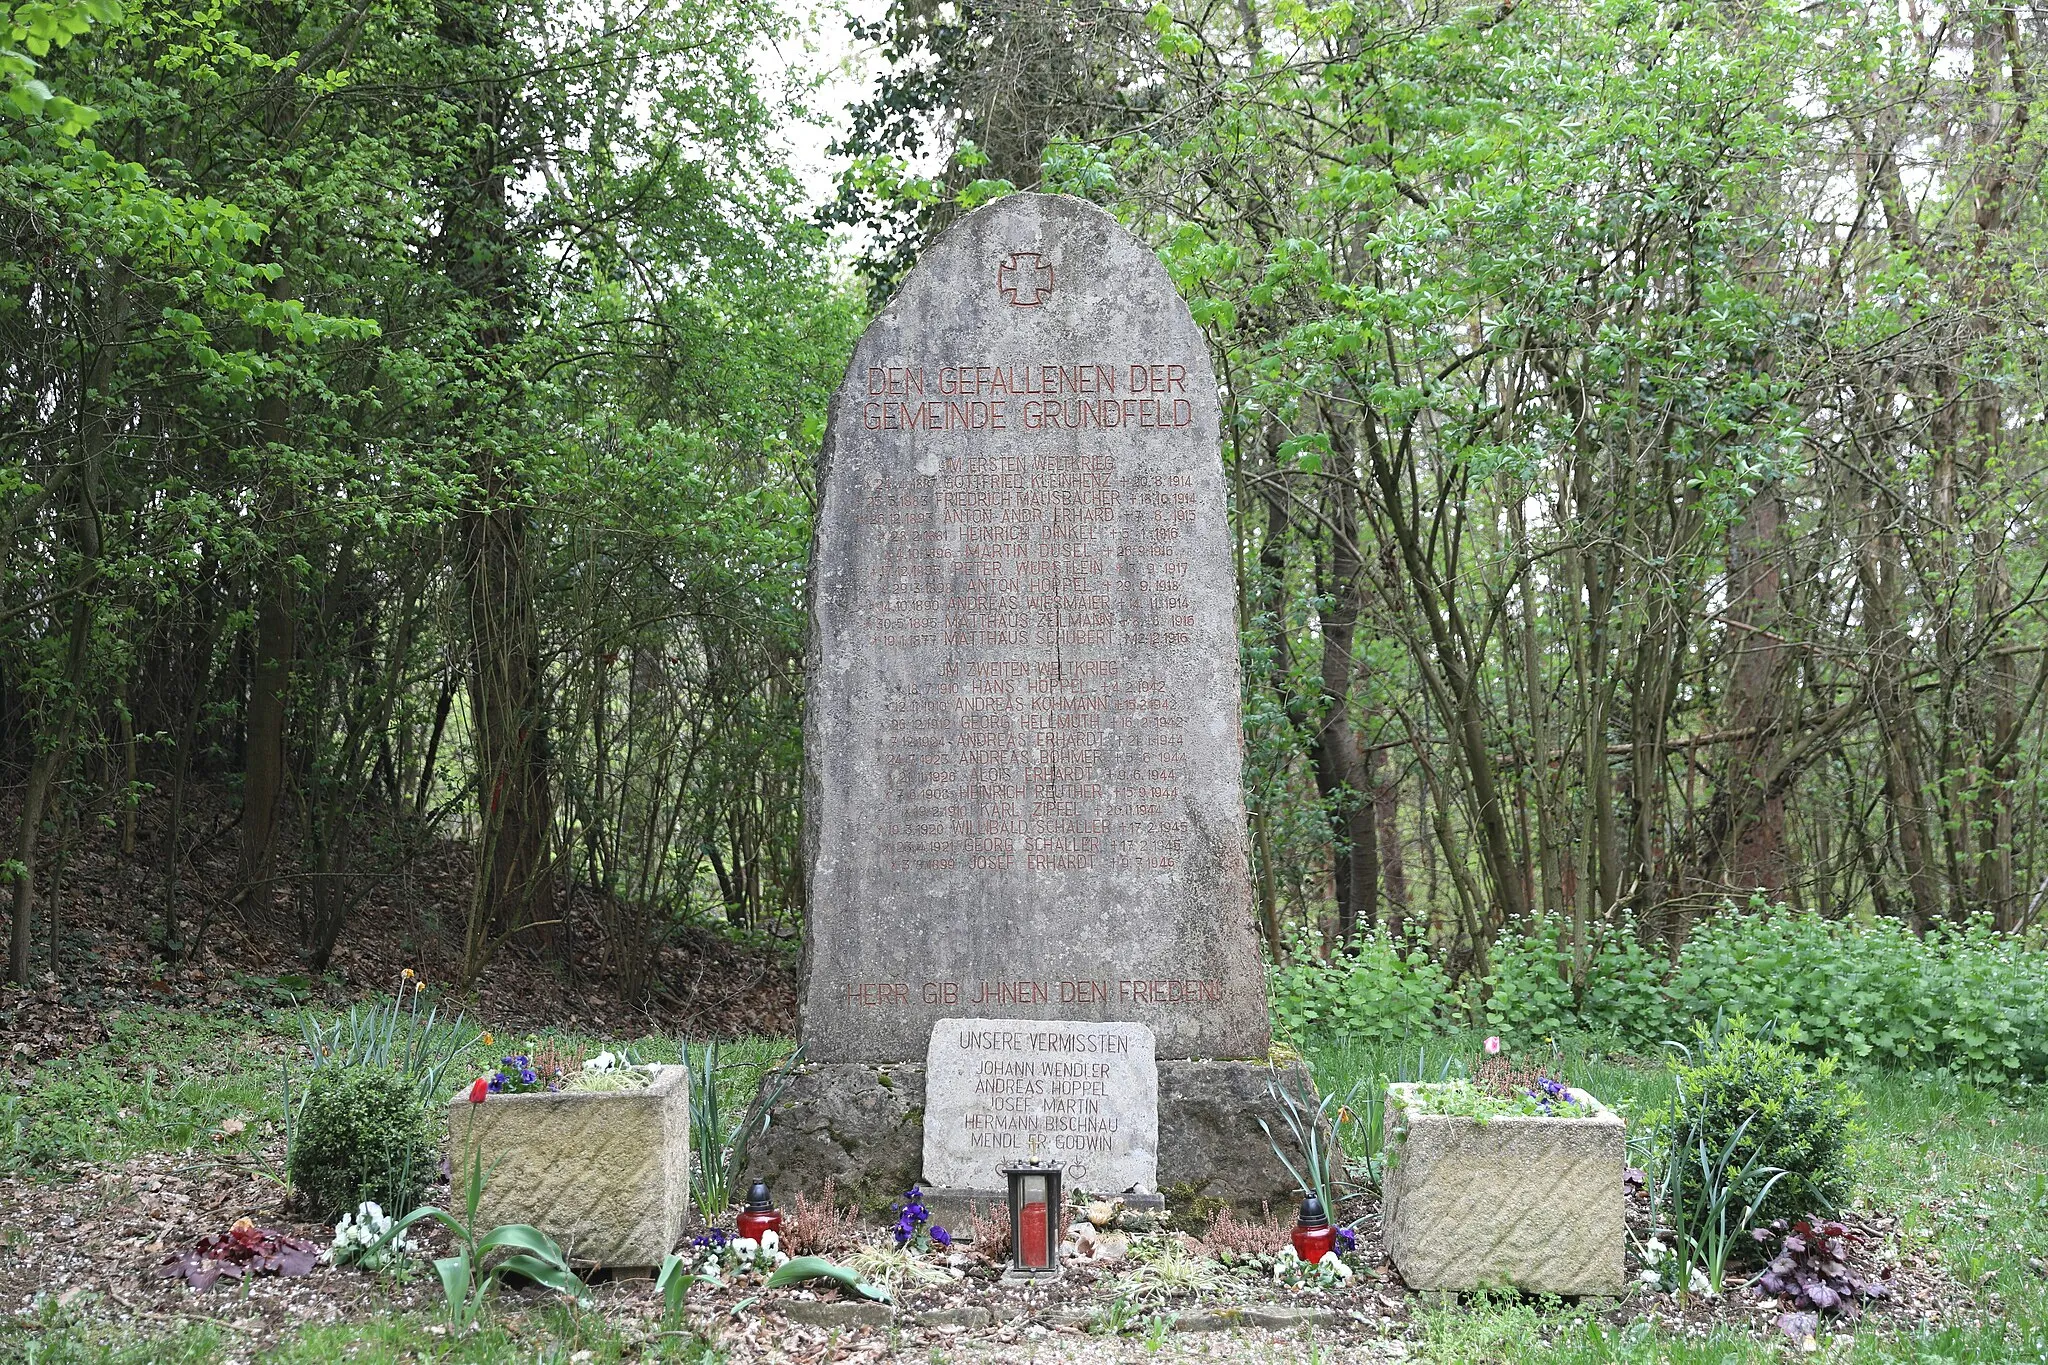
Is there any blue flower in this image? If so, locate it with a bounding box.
[891,1184,935,1247]
[930,1224,952,1248]
[1334,1227,1357,1255]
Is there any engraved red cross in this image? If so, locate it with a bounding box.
[997,252,1055,306]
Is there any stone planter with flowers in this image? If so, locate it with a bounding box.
[1380,1078,1625,1298]
[448,1052,691,1272]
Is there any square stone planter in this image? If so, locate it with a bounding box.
[447,1066,691,1272]
[1380,1081,1624,1297]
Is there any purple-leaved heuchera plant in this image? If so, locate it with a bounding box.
[1751,1217,1891,1322]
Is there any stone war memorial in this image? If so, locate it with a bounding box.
[755,192,1312,1216]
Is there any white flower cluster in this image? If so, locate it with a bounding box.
[330,1201,416,1271]
[582,1051,622,1073]
[1271,1244,1354,1289]
[682,1227,791,1284]
[1634,1237,1714,1297]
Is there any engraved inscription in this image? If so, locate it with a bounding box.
[923,1019,1159,1193]
[857,373,1198,886]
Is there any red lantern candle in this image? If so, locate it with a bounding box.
[736,1181,781,1243]
[1018,1173,1050,1269]
[1291,1195,1335,1263]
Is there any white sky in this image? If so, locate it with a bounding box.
[758,0,889,211]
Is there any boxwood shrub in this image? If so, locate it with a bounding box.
[287,1066,439,1220]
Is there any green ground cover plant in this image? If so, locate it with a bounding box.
[1273,908,2048,1088]
[1267,930,1453,1045]
[4,1007,279,1173]
[1397,1077,1600,1121]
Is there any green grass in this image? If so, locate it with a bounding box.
[2,1296,720,1363]
[4,995,792,1179]
[6,1006,289,1171]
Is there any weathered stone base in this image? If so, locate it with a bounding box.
[748,1059,1327,1223]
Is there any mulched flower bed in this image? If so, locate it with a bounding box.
[0,1143,1977,1360]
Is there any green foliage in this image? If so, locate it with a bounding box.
[286,1067,438,1221]
[762,1254,891,1302]
[685,1040,800,1215]
[1671,913,2048,1086]
[1398,1079,1598,1122]
[1268,930,1453,1045]
[1275,910,2048,1089]
[1665,1017,1860,1221]
[1479,919,1669,1047]
[1314,1041,1465,1193]
[6,1009,277,1171]
[3,0,120,131]
[1257,1068,1352,1214]
[297,975,481,1105]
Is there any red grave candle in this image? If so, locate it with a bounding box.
[1291,1222,1336,1264]
[1018,1172,1051,1269]
[736,1181,781,1243]
[1291,1194,1335,1263]
[736,1207,781,1243]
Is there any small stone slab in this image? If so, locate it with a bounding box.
[782,1299,895,1329]
[922,1018,1158,1192]
[1239,1305,1336,1329]
[446,1067,688,1271]
[1381,1081,1626,1297]
[1172,1310,1231,1331]
[909,1305,995,1329]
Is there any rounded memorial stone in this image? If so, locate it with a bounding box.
[800,192,1269,1064]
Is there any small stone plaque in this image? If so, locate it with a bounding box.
[922,1017,1157,1194]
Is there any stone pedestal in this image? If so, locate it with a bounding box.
[446,1067,690,1272]
[1380,1082,1625,1297]
[751,1060,1327,1223]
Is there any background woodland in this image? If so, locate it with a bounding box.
[5,0,2045,1006]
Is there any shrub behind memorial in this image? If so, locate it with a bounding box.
[1272,909,2048,1086]
[1268,931,1453,1046]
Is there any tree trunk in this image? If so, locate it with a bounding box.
[462,489,556,977]
[1370,743,1407,936]
[240,563,294,910]
[1720,486,1790,898]
[239,271,296,916]
[1311,451,1378,943]
[10,278,115,986]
